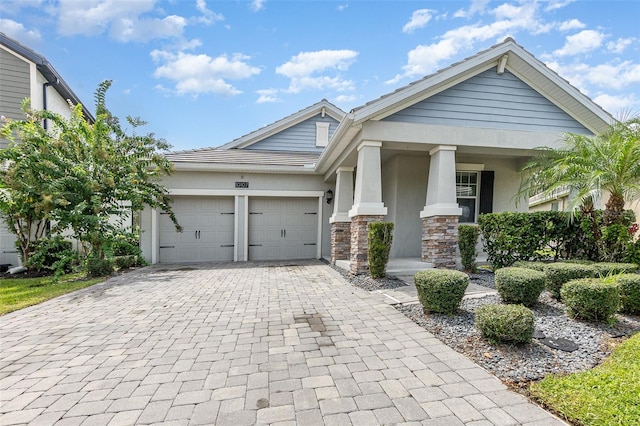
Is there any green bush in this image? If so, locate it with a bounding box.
[592,262,638,277]
[113,255,138,270]
[544,263,596,299]
[626,237,640,267]
[86,257,114,277]
[561,278,619,324]
[25,236,79,278]
[414,269,468,314]
[616,274,640,314]
[368,222,394,279]
[495,267,546,306]
[458,225,480,272]
[475,304,535,344]
[511,261,549,272]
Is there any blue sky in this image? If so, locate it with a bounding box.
[1,0,639,151]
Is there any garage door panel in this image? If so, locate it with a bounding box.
[248,197,318,261]
[159,196,234,263]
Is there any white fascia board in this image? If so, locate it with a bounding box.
[169,189,325,197]
[171,162,319,174]
[315,114,360,176]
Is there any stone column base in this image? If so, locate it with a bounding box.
[350,215,385,274]
[330,222,351,264]
[422,216,459,269]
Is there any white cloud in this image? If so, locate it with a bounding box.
[607,37,635,54]
[151,50,260,96]
[250,0,265,12]
[388,2,545,84]
[276,50,358,94]
[545,0,575,11]
[553,30,605,57]
[337,4,348,12]
[110,15,186,42]
[547,60,640,92]
[558,19,585,31]
[0,19,41,43]
[454,0,489,18]
[335,94,357,103]
[402,9,434,33]
[593,93,639,115]
[57,0,156,36]
[195,0,224,25]
[256,89,281,104]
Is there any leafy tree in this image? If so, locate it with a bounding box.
[1,80,181,264]
[518,117,640,226]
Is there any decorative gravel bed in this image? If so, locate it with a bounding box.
[396,273,640,385]
[330,264,408,291]
[336,265,640,386]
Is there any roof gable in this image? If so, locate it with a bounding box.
[382,68,591,134]
[351,38,612,135]
[219,99,345,150]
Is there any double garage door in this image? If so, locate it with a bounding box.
[159,196,318,263]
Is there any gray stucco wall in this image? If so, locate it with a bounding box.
[383,68,590,134]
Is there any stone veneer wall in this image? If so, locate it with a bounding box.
[350,215,385,274]
[330,222,351,264]
[422,216,459,269]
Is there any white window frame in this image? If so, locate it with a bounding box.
[456,170,480,223]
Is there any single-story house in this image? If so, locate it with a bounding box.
[0,32,94,267]
[140,38,614,273]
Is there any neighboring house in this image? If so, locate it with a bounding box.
[0,32,93,266]
[141,38,615,273]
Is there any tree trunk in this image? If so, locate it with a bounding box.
[604,193,626,226]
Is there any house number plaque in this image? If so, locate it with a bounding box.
[235,181,249,188]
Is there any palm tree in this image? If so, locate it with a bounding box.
[519,116,640,226]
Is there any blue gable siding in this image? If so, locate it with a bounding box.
[246,114,339,152]
[383,68,591,134]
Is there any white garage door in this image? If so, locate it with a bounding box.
[0,220,19,266]
[249,197,318,261]
[159,197,234,263]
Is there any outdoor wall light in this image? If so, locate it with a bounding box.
[326,189,333,204]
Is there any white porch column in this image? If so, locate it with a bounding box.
[420,145,461,269]
[420,145,462,218]
[348,141,387,217]
[330,167,354,223]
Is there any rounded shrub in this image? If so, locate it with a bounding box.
[561,278,620,324]
[511,261,548,272]
[475,304,535,344]
[616,274,640,314]
[592,262,638,277]
[87,257,114,277]
[543,263,596,299]
[495,267,545,306]
[414,269,469,314]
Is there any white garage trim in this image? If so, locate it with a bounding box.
[169,189,324,197]
[244,196,249,262]
[151,208,158,264]
[317,197,323,258]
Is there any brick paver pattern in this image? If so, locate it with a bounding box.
[0,261,565,425]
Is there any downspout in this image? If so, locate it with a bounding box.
[42,79,58,130]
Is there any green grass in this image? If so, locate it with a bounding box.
[530,332,640,426]
[0,273,104,315]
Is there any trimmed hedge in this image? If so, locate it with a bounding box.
[495,267,546,306]
[87,257,114,277]
[592,262,638,277]
[414,269,469,314]
[617,274,640,314]
[512,261,549,272]
[458,224,480,272]
[561,278,620,324]
[475,304,535,344]
[544,263,596,299]
[368,222,394,279]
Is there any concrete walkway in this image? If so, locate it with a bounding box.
[0,261,564,425]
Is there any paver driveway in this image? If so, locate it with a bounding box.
[0,261,564,425]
